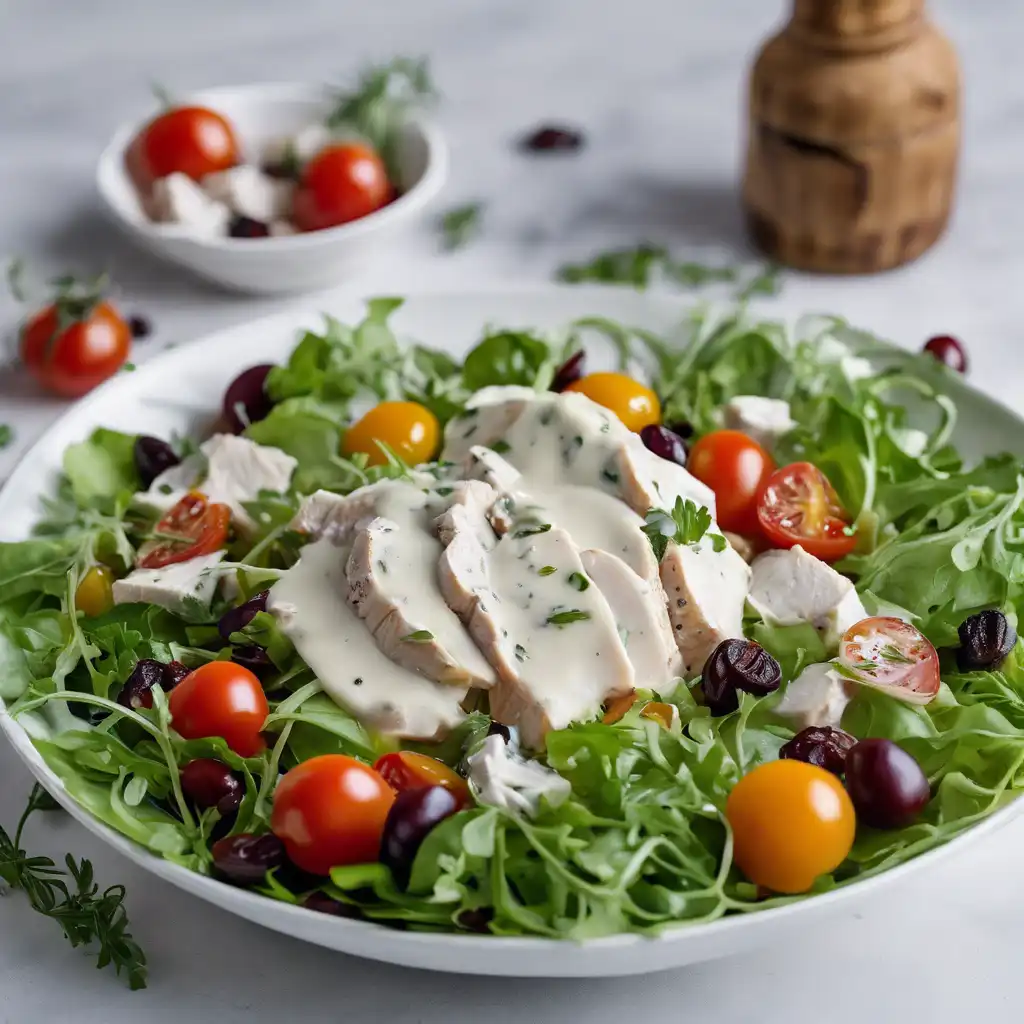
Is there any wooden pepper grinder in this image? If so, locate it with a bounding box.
[742,0,960,274]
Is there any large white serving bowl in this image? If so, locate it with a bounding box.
[96,82,447,295]
[2,287,1023,977]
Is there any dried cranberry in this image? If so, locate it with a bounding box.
[701,639,781,716]
[128,314,152,339]
[223,365,275,433]
[218,591,269,641]
[923,334,967,374]
[211,833,286,886]
[640,424,688,466]
[845,739,929,829]
[163,660,191,689]
[228,215,271,239]
[520,125,585,152]
[957,610,1017,671]
[303,891,362,918]
[133,435,180,488]
[380,786,460,887]
[550,350,585,393]
[117,659,166,710]
[181,758,243,815]
[780,726,856,776]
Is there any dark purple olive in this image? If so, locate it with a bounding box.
[520,125,585,152]
[666,420,694,440]
[701,639,781,716]
[303,891,362,918]
[211,833,286,886]
[487,721,512,744]
[956,610,1016,671]
[923,334,967,374]
[457,907,494,933]
[228,215,271,239]
[550,350,585,393]
[218,590,270,641]
[640,424,688,466]
[133,435,181,488]
[780,726,856,776]
[128,314,152,339]
[232,645,273,674]
[380,786,460,887]
[181,758,243,815]
[163,660,191,689]
[223,365,275,433]
[117,659,166,710]
[845,738,930,829]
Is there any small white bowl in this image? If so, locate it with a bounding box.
[96,82,448,295]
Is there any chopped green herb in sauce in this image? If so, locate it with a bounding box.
[546,609,591,627]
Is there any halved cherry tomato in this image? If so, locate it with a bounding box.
[271,755,396,875]
[342,401,440,467]
[838,616,940,705]
[602,690,637,724]
[168,662,268,758]
[292,142,392,232]
[640,701,678,730]
[564,373,660,433]
[129,105,239,186]
[21,301,131,397]
[687,430,775,536]
[726,759,856,894]
[757,461,856,562]
[374,751,471,807]
[136,493,231,570]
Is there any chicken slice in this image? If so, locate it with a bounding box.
[774,661,853,730]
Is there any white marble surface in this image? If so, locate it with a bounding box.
[2,0,1024,1019]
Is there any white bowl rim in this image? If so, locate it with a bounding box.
[2,282,1022,968]
[95,79,449,252]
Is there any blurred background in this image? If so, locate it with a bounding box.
[1,1,1022,1021]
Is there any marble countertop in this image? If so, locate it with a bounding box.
[2,0,1023,1019]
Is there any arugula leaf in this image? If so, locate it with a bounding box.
[62,429,140,513]
[642,498,715,560]
[441,203,483,251]
[461,330,562,391]
[0,423,13,449]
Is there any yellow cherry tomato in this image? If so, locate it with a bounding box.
[341,401,440,468]
[75,565,115,618]
[725,759,856,894]
[564,372,660,432]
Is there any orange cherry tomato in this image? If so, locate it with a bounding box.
[130,105,239,186]
[292,142,392,232]
[564,372,660,433]
[75,565,115,618]
[838,616,940,705]
[136,493,231,570]
[687,430,775,536]
[602,690,637,724]
[757,461,856,563]
[20,301,131,398]
[342,401,440,467]
[374,751,471,807]
[168,662,268,758]
[271,755,396,875]
[726,759,856,894]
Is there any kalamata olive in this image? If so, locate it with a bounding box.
[218,590,270,641]
[956,610,1017,671]
[211,833,286,886]
[923,334,967,374]
[228,215,271,239]
[520,125,585,152]
[487,721,512,744]
[303,891,362,918]
[128,314,152,339]
[844,738,930,829]
[701,639,782,716]
[380,786,460,887]
[181,758,244,815]
[117,659,167,710]
[666,420,694,439]
[457,907,494,933]
[223,365,275,434]
[550,350,585,393]
[780,726,856,776]
[133,435,181,488]
[640,424,688,466]
[232,645,273,674]
[163,660,191,689]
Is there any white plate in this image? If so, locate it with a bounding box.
[2,286,1022,977]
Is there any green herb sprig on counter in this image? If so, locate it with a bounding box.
[441,203,483,251]
[0,424,13,450]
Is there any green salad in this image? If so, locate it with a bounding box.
[3,299,1024,967]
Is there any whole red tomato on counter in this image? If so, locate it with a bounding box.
[128,105,239,187]
[292,142,392,231]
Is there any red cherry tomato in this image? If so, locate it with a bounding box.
[292,142,392,232]
[838,616,940,705]
[687,430,775,536]
[20,301,131,397]
[130,106,239,186]
[757,461,856,562]
[373,751,471,808]
[168,662,269,758]
[136,493,231,570]
[271,755,396,875]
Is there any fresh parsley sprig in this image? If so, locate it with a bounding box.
[642,497,724,560]
[441,203,483,251]
[0,785,147,990]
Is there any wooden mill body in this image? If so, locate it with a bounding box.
[742,0,960,274]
